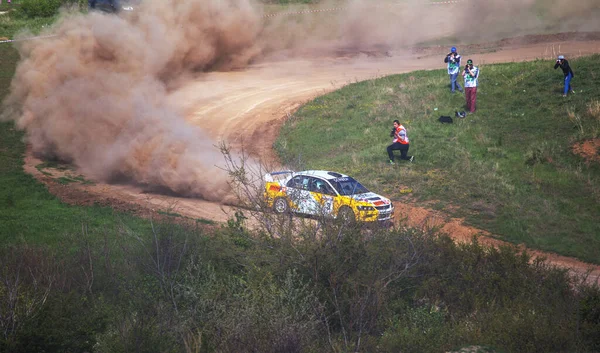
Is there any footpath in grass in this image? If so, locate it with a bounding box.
[275,54,600,264]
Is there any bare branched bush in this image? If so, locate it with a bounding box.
[219,141,326,241]
[177,265,324,353]
[0,246,68,341]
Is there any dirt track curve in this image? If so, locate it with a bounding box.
[25,34,600,283]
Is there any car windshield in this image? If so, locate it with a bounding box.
[331,177,370,196]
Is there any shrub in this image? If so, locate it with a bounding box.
[379,306,458,353]
[0,245,106,353]
[578,284,600,351]
[16,0,62,18]
[7,293,106,353]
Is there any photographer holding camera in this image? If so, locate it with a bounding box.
[554,55,575,97]
[387,120,413,164]
[462,59,479,113]
[444,46,463,93]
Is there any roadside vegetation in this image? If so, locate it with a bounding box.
[4,215,600,353]
[1,3,600,353]
[276,55,600,264]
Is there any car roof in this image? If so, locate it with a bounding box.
[295,170,350,181]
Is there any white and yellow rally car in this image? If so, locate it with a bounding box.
[264,170,394,223]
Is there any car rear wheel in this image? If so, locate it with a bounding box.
[337,206,355,225]
[273,197,289,214]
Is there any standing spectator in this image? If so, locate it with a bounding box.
[462,59,479,113]
[387,120,414,164]
[554,55,575,97]
[444,46,463,93]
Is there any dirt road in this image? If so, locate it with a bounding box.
[25,34,600,282]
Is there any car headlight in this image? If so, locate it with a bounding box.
[357,205,375,211]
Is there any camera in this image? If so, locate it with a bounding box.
[390,128,396,138]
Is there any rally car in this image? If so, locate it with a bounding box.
[264,170,394,223]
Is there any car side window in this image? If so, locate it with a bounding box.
[320,182,336,196]
[300,176,310,190]
[286,176,303,189]
[287,176,312,190]
[308,177,321,193]
[309,177,336,195]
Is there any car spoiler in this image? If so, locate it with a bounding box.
[264,170,294,182]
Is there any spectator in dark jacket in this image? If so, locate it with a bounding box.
[554,55,575,97]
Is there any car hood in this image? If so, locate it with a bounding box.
[350,192,392,206]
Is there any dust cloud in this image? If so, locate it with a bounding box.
[260,0,600,56]
[2,0,599,202]
[2,0,263,202]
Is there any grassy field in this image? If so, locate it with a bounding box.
[275,56,600,263]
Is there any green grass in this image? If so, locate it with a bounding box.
[0,117,155,246]
[276,55,600,263]
[0,12,58,40]
[36,161,70,171]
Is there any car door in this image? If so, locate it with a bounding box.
[309,177,336,217]
[285,175,317,215]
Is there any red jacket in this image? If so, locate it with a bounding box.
[393,125,409,144]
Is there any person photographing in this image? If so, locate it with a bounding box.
[462,59,479,113]
[387,120,413,164]
[554,55,575,97]
[444,46,463,93]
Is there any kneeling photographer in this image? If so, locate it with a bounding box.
[387,120,413,164]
